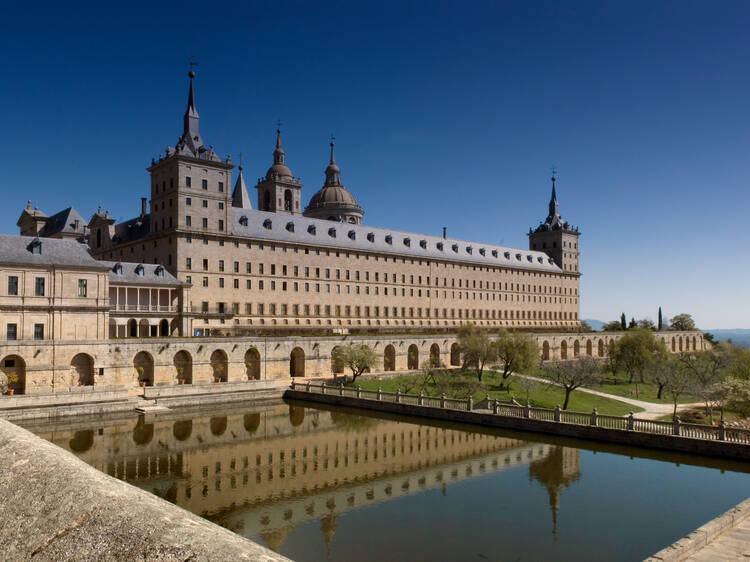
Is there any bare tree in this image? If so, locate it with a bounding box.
[679,347,730,423]
[543,356,600,410]
[661,357,695,419]
[514,374,539,404]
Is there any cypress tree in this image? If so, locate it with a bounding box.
[658,307,663,331]
[620,313,627,330]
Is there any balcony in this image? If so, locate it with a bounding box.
[110,304,179,313]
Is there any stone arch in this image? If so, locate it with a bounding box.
[173,420,192,441]
[173,350,192,384]
[560,340,568,360]
[127,319,138,337]
[672,337,676,352]
[71,353,95,386]
[573,340,580,357]
[244,412,261,433]
[210,416,227,436]
[407,344,419,370]
[170,319,180,336]
[586,340,593,356]
[692,336,697,351]
[290,347,305,377]
[108,318,117,339]
[598,339,604,357]
[679,337,683,352]
[450,343,461,366]
[384,344,396,371]
[429,343,441,367]
[159,319,169,337]
[133,351,154,387]
[132,417,154,445]
[1,355,25,395]
[245,347,261,380]
[284,189,293,212]
[330,346,344,375]
[210,349,228,382]
[138,319,149,338]
[541,341,550,361]
[289,405,305,427]
[69,430,94,453]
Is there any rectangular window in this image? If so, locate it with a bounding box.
[218,260,225,272]
[202,218,208,228]
[77,279,87,297]
[233,262,239,273]
[202,277,208,287]
[202,179,208,190]
[233,279,239,289]
[246,280,251,289]
[7,276,18,296]
[246,263,251,274]
[186,258,192,270]
[219,278,225,288]
[33,323,44,340]
[218,201,224,210]
[35,277,45,296]
[201,301,208,313]
[186,197,191,206]
[186,176,192,187]
[218,181,224,192]
[203,259,208,271]
[218,219,224,231]
[202,200,208,208]
[186,215,192,226]
[6,324,17,340]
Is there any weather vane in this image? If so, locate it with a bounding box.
[551,165,557,182]
[330,133,336,144]
[277,119,282,130]
[188,56,198,70]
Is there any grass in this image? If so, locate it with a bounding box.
[657,407,748,425]
[349,370,643,416]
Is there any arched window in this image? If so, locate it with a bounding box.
[284,189,292,211]
[263,190,271,211]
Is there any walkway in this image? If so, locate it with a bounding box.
[515,373,703,420]
[686,518,750,561]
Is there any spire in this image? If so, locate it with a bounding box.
[232,165,252,209]
[324,136,341,186]
[183,70,200,138]
[274,127,285,165]
[548,173,559,219]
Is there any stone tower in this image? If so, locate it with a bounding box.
[303,141,364,224]
[255,128,302,214]
[528,175,580,274]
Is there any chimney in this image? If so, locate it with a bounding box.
[140,198,147,218]
[442,227,447,239]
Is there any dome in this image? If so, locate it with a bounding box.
[266,163,293,180]
[308,185,359,208]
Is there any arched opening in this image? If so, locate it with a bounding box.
[69,430,94,453]
[133,351,154,387]
[407,344,419,370]
[159,319,169,337]
[598,339,604,358]
[127,319,138,337]
[692,336,697,351]
[541,341,550,361]
[586,340,593,356]
[173,420,192,441]
[679,337,683,352]
[244,412,261,433]
[289,405,305,426]
[284,189,292,211]
[108,319,117,339]
[560,341,568,360]
[1,355,26,395]
[210,416,227,436]
[71,354,95,387]
[384,345,396,372]
[330,346,344,375]
[138,319,150,338]
[173,350,192,384]
[450,343,461,366]
[170,319,180,336]
[429,344,441,367]
[672,338,676,352]
[573,340,580,357]
[132,417,154,445]
[210,350,228,382]
[290,347,305,377]
[263,190,271,211]
[245,348,261,380]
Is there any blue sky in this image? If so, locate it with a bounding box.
[1,1,748,329]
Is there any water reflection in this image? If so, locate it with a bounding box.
[24,400,750,562]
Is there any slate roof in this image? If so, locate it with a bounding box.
[112,215,151,245]
[100,261,183,286]
[0,235,107,269]
[39,207,87,238]
[231,209,562,273]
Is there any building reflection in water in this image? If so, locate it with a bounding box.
[28,401,580,554]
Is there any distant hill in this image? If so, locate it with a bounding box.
[706,329,750,348]
[583,319,604,331]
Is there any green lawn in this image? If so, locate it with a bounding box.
[349,370,642,416]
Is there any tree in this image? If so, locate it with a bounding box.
[628,317,637,329]
[494,330,538,385]
[614,329,661,385]
[661,358,695,419]
[543,356,600,410]
[457,323,496,382]
[620,313,627,330]
[658,307,663,331]
[514,374,539,404]
[637,318,655,330]
[331,344,378,383]
[669,313,696,331]
[642,341,670,399]
[679,346,730,423]
[603,320,623,332]
[605,340,620,378]
[579,320,593,333]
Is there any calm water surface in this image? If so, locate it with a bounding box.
[23,400,750,561]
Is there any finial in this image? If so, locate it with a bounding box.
[239,152,243,169]
[329,134,336,164]
[188,56,197,79]
[26,200,32,210]
[551,165,557,183]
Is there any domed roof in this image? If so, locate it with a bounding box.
[307,185,360,209]
[266,163,293,180]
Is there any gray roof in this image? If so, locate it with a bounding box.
[0,235,107,269]
[232,169,252,209]
[39,207,87,237]
[230,209,562,273]
[112,214,151,245]
[100,261,183,286]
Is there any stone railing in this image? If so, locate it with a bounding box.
[290,381,750,445]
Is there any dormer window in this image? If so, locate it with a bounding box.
[348,230,356,240]
[286,222,295,232]
[367,232,375,242]
[466,246,472,254]
[527,255,533,262]
[491,250,498,258]
[239,215,248,226]
[135,264,145,276]
[537,257,544,263]
[515,253,522,261]
[504,251,511,259]
[479,248,485,256]
[262,219,272,229]
[113,263,123,275]
[403,237,411,247]
[307,225,317,235]
[419,239,427,249]
[29,238,42,255]
[452,244,459,252]
[437,242,444,251]
[328,227,336,238]
[385,235,392,244]
[155,265,165,277]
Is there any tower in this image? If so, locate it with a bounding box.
[255,128,302,214]
[528,175,580,274]
[303,140,364,224]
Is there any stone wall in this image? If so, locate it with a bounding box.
[0,417,287,561]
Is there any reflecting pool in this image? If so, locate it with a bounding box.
[23,400,750,561]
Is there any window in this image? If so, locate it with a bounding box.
[34,323,44,340]
[77,279,87,297]
[186,176,192,187]
[202,277,208,287]
[218,182,224,192]
[6,324,17,340]
[186,258,192,270]
[218,260,225,272]
[201,301,208,313]
[219,278,225,288]
[186,197,191,206]
[35,277,45,296]
[218,202,224,210]
[202,218,208,228]
[202,179,208,190]
[218,220,224,231]
[186,216,192,226]
[203,259,208,271]
[7,276,18,296]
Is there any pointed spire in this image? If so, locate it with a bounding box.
[183,70,200,138]
[232,165,253,209]
[273,127,285,165]
[548,172,560,222]
[329,139,336,165]
[324,136,341,186]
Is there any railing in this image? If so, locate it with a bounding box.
[110,304,178,313]
[289,381,750,445]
